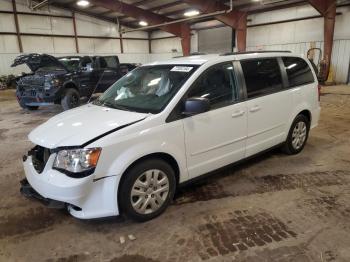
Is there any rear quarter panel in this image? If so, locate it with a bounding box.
[285,58,320,135]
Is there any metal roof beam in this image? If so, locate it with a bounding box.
[149,1,185,12]
[90,0,191,55]
[50,2,134,28]
[90,0,190,37]
[182,0,247,51]
[182,0,245,28]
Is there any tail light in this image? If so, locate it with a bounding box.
[317,84,321,101]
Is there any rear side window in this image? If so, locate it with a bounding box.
[241,58,283,99]
[103,56,119,68]
[282,57,314,87]
[98,57,108,68]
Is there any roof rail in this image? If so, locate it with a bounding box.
[173,52,207,58]
[220,50,292,56]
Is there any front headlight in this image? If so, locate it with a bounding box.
[44,81,51,90]
[44,78,61,90]
[53,148,101,177]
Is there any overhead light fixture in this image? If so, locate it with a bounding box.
[77,0,90,7]
[184,10,200,17]
[139,21,148,26]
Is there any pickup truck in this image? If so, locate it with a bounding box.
[12,54,122,110]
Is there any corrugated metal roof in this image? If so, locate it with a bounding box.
[50,0,348,30]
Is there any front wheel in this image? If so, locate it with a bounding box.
[119,159,176,222]
[61,88,80,110]
[282,114,310,155]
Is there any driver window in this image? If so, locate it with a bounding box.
[188,62,238,110]
[80,57,93,71]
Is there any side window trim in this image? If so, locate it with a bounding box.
[233,60,247,101]
[277,57,289,89]
[165,61,243,123]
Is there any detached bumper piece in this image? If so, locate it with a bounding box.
[20,178,65,209]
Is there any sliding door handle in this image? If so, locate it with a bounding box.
[232,110,245,118]
[249,106,261,113]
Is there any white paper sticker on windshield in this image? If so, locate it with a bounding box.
[170,66,193,72]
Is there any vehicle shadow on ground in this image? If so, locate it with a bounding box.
[175,148,282,197]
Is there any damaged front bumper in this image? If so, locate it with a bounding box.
[20,178,65,209]
[21,151,121,219]
[16,86,58,107]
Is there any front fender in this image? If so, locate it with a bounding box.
[109,140,187,183]
[92,120,188,183]
[62,79,78,89]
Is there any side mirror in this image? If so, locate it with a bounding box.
[182,97,210,116]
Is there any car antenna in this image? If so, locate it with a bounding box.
[87,69,107,104]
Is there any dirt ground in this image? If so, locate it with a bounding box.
[0,85,350,262]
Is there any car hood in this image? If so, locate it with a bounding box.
[11,53,67,72]
[29,104,148,148]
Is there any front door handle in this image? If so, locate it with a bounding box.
[249,106,261,113]
[232,110,245,118]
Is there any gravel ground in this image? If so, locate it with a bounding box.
[0,86,350,262]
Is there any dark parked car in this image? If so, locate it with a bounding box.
[12,54,122,110]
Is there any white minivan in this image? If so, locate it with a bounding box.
[21,52,320,221]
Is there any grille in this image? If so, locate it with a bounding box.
[29,146,51,173]
[20,75,45,86]
[29,90,37,97]
[18,85,42,97]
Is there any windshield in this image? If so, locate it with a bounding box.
[94,64,198,113]
[58,57,81,71]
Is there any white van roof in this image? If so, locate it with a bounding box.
[144,51,300,66]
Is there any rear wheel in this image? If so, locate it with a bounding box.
[119,159,176,222]
[282,114,310,155]
[61,88,80,110]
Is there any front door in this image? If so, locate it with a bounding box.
[96,56,121,92]
[182,62,247,178]
[77,56,96,97]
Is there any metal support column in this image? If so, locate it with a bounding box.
[12,0,23,53]
[72,12,79,53]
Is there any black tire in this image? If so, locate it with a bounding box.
[61,88,80,110]
[26,105,39,110]
[119,158,176,222]
[282,114,310,155]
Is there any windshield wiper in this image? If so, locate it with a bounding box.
[102,101,134,112]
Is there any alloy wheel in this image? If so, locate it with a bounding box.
[70,94,79,108]
[130,169,170,214]
[291,121,307,150]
